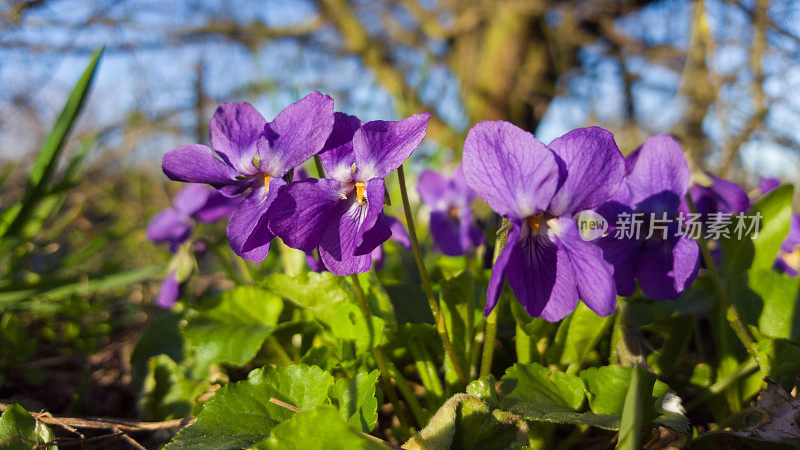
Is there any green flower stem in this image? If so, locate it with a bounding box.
[515,323,533,364]
[610,297,643,366]
[396,165,468,386]
[350,274,411,434]
[685,357,759,410]
[385,359,429,426]
[480,218,508,378]
[684,194,760,362]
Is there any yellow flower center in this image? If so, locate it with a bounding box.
[355,181,366,205]
[449,208,459,218]
[526,213,543,234]
[264,173,271,191]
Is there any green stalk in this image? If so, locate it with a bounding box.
[610,297,642,366]
[350,274,411,434]
[515,323,533,364]
[314,154,326,178]
[480,218,508,378]
[685,358,759,410]
[396,165,467,385]
[684,195,760,361]
[386,360,429,426]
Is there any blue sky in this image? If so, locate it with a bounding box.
[0,0,798,183]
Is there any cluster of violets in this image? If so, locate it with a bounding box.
[161,92,433,276]
[153,91,799,321]
[462,125,702,320]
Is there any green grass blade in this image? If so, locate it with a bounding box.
[14,136,99,242]
[0,47,104,238]
[0,264,163,305]
[616,364,656,450]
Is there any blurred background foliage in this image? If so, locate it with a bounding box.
[0,0,799,441]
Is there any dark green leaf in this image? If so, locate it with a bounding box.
[140,355,211,421]
[625,287,713,327]
[580,365,689,434]
[756,338,800,391]
[183,287,283,366]
[299,346,334,370]
[440,271,475,387]
[499,363,618,429]
[262,406,382,450]
[750,185,795,271]
[167,364,334,449]
[719,186,793,275]
[329,303,385,356]
[548,302,613,366]
[405,394,529,450]
[131,311,185,382]
[0,404,53,450]
[331,370,380,432]
[384,282,434,324]
[262,272,353,324]
[581,365,662,415]
[718,184,800,339]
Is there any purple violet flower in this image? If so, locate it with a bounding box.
[161,92,335,262]
[147,184,236,309]
[417,165,484,256]
[369,216,413,270]
[156,271,182,309]
[147,183,237,252]
[674,173,750,266]
[596,135,700,300]
[775,214,800,277]
[268,112,430,275]
[462,122,624,321]
[294,168,412,272]
[678,173,750,220]
[306,215,411,272]
[759,177,781,196]
[386,214,412,249]
[305,252,328,273]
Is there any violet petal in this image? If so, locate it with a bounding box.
[462,121,559,220]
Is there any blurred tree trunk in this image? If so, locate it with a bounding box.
[451,1,555,130]
[674,1,715,169]
[318,0,659,147]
